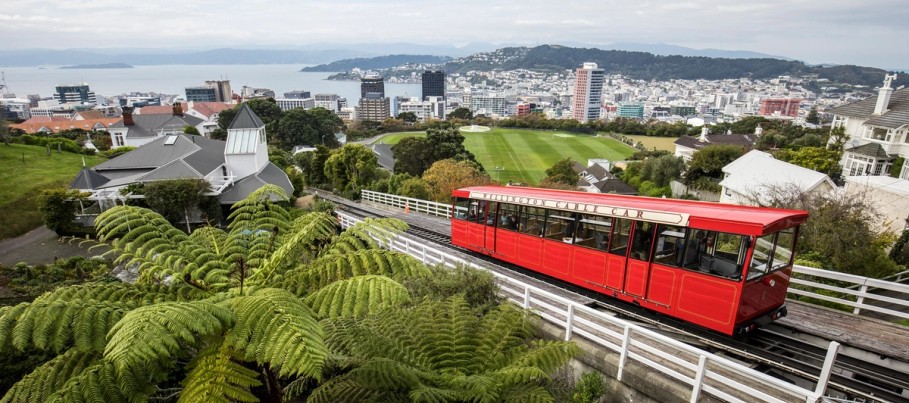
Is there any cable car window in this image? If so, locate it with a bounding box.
[519,206,546,236]
[609,218,632,256]
[452,198,471,220]
[478,200,496,226]
[748,233,775,280]
[497,203,520,231]
[544,211,579,242]
[630,221,656,261]
[771,227,796,270]
[573,214,612,251]
[653,224,686,267]
[678,229,747,280]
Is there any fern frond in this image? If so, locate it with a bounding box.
[227,288,327,379]
[188,226,229,256]
[179,338,261,403]
[278,249,428,296]
[1,349,99,403]
[501,384,554,403]
[505,340,580,375]
[307,377,392,403]
[43,359,152,403]
[251,212,338,283]
[320,217,409,257]
[104,300,233,373]
[304,275,411,319]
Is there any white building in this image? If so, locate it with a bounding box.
[719,150,836,206]
[470,93,506,117]
[844,176,909,234]
[275,97,315,112]
[571,62,605,121]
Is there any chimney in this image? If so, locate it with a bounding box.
[874,74,897,115]
[699,126,709,142]
[122,106,134,126]
[172,102,183,116]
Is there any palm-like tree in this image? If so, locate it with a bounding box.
[0,185,427,402]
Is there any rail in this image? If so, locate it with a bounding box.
[359,190,909,322]
[338,211,832,403]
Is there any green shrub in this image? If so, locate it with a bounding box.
[570,372,607,403]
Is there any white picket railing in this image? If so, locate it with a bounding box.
[338,211,830,403]
[359,190,909,321]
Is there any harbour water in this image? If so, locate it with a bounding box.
[0,64,422,104]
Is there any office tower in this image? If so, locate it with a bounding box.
[571,63,605,121]
[422,71,445,100]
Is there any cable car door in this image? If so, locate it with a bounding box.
[482,201,497,251]
[624,221,655,298]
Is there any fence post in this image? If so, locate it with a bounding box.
[617,326,632,381]
[853,282,868,315]
[565,304,575,341]
[523,287,531,309]
[812,341,840,401]
[690,355,708,403]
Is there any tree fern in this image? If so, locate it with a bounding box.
[226,288,327,379]
[178,338,261,403]
[277,249,428,296]
[304,275,412,319]
[43,359,152,403]
[252,212,339,282]
[319,217,409,257]
[104,300,233,374]
[1,349,99,403]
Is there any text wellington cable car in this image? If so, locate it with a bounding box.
[450,186,808,336]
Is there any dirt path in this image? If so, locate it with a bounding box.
[0,226,108,267]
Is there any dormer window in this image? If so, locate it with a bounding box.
[164,135,178,145]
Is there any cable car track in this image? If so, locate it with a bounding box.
[337,202,908,402]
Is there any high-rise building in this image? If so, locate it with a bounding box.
[571,63,604,121]
[186,80,232,103]
[617,102,644,118]
[314,93,341,112]
[283,90,311,99]
[360,75,385,98]
[54,83,97,105]
[421,71,445,100]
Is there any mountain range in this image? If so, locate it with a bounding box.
[1,42,793,67]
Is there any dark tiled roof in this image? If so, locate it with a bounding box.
[846,142,892,159]
[138,160,203,182]
[219,163,292,204]
[830,88,909,127]
[674,134,754,151]
[585,163,609,181]
[228,104,265,130]
[110,114,204,138]
[183,136,227,175]
[571,161,586,174]
[94,135,199,170]
[70,168,110,190]
[595,178,638,195]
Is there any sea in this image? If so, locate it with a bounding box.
[0,64,422,104]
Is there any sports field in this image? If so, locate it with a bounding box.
[621,135,679,152]
[376,128,635,185]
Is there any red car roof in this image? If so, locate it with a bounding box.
[454,186,808,236]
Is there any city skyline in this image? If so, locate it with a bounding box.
[2,0,908,70]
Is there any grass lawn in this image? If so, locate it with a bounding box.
[0,144,106,240]
[377,128,635,185]
[621,135,680,152]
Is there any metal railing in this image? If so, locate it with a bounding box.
[359,190,909,322]
[338,211,834,403]
[361,190,452,218]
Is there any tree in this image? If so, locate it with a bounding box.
[397,177,430,199]
[277,108,343,150]
[244,98,283,126]
[397,111,418,123]
[637,154,685,187]
[36,188,88,235]
[422,159,491,203]
[142,179,213,231]
[806,106,820,125]
[774,147,842,176]
[324,144,379,195]
[0,185,425,403]
[182,125,200,135]
[683,145,746,189]
[447,107,473,120]
[391,136,432,176]
[543,158,579,186]
[294,145,332,188]
[827,126,848,153]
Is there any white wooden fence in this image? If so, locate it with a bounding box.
[338,211,836,403]
[360,190,909,321]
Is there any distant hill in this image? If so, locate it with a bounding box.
[300,55,451,72]
[444,45,909,87]
[0,48,375,66]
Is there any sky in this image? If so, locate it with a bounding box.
[3,0,908,70]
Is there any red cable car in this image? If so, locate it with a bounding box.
[450,186,809,336]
